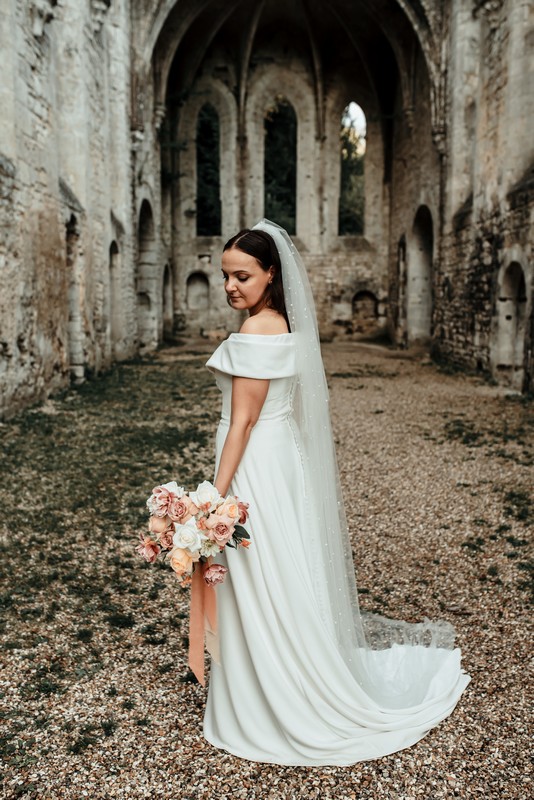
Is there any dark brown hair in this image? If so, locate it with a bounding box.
[223,229,289,328]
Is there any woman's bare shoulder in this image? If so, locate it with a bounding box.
[239,313,289,335]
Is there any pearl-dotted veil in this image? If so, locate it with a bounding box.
[253,219,457,694]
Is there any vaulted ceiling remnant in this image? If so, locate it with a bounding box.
[131,0,445,148]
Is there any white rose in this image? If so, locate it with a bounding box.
[173,519,205,553]
[161,481,185,497]
[200,539,221,558]
[189,480,221,512]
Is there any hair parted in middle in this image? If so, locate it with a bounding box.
[223,228,289,327]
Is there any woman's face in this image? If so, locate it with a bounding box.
[221,247,273,315]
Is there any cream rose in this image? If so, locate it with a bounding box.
[173,519,206,553]
[189,481,221,512]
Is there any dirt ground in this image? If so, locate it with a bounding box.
[0,340,532,799]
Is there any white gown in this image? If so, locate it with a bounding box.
[203,332,470,766]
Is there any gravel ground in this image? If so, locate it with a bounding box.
[0,339,532,800]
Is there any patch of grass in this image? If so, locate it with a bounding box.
[444,419,484,447]
[503,489,533,524]
[106,613,135,629]
[156,662,175,675]
[101,717,117,737]
[461,537,485,552]
[75,628,94,642]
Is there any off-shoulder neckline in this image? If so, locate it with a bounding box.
[228,332,293,339]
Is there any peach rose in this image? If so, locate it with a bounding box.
[167,546,199,577]
[203,564,228,586]
[136,535,161,563]
[239,539,251,549]
[217,497,240,520]
[149,514,170,534]
[205,513,235,546]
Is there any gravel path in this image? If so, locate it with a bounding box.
[0,340,532,800]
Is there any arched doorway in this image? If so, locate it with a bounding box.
[352,291,378,337]
[137,200,158,352]
[66,214,84,383]
[162,263,174,340]
[186,271,210,310]
[494,261,527,390]
[407,206,433,344]
[109,241,121,357]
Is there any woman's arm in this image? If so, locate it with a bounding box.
[214,375,269,496]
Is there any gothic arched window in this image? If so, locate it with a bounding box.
[339,102,366,235]
[264,96,297,234]
[196,104,221,236]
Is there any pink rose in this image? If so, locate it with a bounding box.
[136,535,160,563]
[203,564,228,586]
[168,495,199,523]
[149,486,182,518]
[158,526,175,550]
[205,513,235,546]
[237,500,250,524]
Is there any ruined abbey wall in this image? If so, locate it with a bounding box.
[0,0,532,418]
[0,0,135,417]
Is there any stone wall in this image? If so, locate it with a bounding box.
[436,0,534,391]
[1,0,533,418]
[0,0,135,418]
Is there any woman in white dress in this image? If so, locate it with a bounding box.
[203,219,470,766]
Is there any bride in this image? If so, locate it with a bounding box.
[203,219,470,766]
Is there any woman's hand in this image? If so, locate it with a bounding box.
[214,375,269,496]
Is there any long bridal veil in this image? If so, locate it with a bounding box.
[253,219,467,705]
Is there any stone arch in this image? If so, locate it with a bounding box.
[196,103,221,236]
[352,290,378,336]
[407,205,433,344]
[493,261,528,390]
[142,1,440,130]
[175,78,238,239]
[162,263,174,341]
[109,240,122,358]
[264,96,297,234]
[186,271,210,311]
[65,214,84,383]
[137,199,159,352]
[246,65,317,242]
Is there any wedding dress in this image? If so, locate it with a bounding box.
[202,221,470,766]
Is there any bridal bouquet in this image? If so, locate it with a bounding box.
[137,480,251,586]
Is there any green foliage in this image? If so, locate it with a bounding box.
[196,104,221,236]
[264,96,297,234]
[339,115,365,235]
